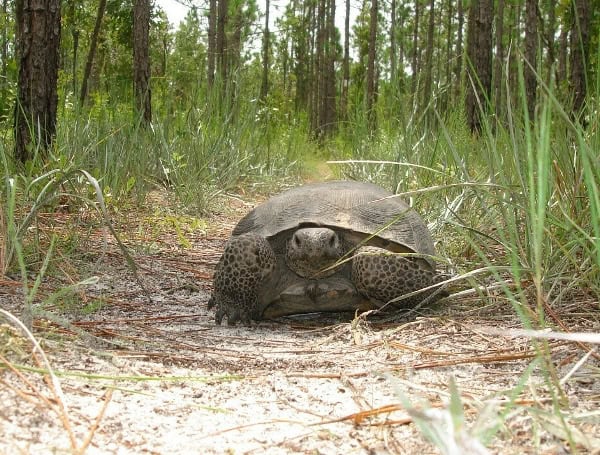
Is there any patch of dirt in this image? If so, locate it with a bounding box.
[1,193,599,454]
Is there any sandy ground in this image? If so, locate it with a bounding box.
[1,194,599,454]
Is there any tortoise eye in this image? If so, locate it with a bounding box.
[293,234,301,248]
[329,235,337,248]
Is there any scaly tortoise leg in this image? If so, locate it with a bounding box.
[351,246,444,308]
[208,233,276,325]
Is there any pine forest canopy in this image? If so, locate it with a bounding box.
[1,0,597,158]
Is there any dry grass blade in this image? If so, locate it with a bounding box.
[0,309,77,451]
[76,389,114,455]
[477,326,600,344]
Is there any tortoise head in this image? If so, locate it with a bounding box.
[285,227,344,279]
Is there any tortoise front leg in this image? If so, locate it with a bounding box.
[208,233,276,325]
[351,246,444,308]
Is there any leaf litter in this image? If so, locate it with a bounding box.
[1,193,599,454]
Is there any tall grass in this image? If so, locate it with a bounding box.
[1,49,598,455]
[333,63,598,453]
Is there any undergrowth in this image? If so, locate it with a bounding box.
[1,62,599,454]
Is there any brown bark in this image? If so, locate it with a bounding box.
[411,0,420,100]
[570,0,590,118]
[524,0,538,120]
[421,0,435,111]
[494,0,505,120]
[216,0,228,83]
[207,0,216,86]
[465,0,493,133]
[340,0,350,120]
[454,0,464,100]
[80,0,106,105]
[260,0,270,100]
[390,0,396,84]
[133,0,151,124]
[14,0,61,162]
[366,0,378,131]
[324,0,336,133]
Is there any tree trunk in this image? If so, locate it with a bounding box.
[1,0,7,97]
[311,0,325,136]
[366,0,378,131]
[80,0,106,105]
[454,0,464,100]
[207,0,216,86]
[260,0,270,100]
[494,0,505,121]
[444,0,453,107]
[557,21,568,88]
[14,0,61,162]
[133,0,151,124]
[411,0,420,102]
[421,0,435,111]
[465,0,493,133]
[524,0,538,120]
[545,0,556,82]
[216,0,229,83]
[390,0,396,85]
[340,0,350,120]
[324,0,336,133]
[570,0,590,118]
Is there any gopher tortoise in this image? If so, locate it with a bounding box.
[208,180,445,325]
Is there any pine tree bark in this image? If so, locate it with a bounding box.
[207,0,216,86]
[454,0,464,100]
[390,0,396,85]
[444,0,453,106]
[1,0,7,97]
[411,0,420,101]
[14,0,61,162]
[494,0,505,120]
[133,0,151,124]
[260,0,270,100]
[421,0,435,111]
[340,0,350,120]
[524,0,537,120]
[80,0,106,105]
[545,0,556,82]
[216,0,229,83]
[366,0,378,131]
[465,0,493,133]
[570,0,590,118]
[324,0,336,133]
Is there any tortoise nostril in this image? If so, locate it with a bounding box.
[293,233,301,248]
[329,234,337,248]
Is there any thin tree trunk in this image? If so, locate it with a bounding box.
[260,0,270,100]
[323,0,336,134]
[465,0,493,133]
[207,0,216,86]
[133,0,151,124]
[524,0,537,120]
[80,0,106,105]
[411,0,420,102]
[366,0,378,131]
[545,0,556,82]
[1,0,7,95]
[570,0,590,118]
[421,0,435,111]
[216,0,229,83]
[340,0,350,120]
[390,0,397,85]
[14,0,61,162]
[494,0,505,121]
[445,0,453,107]
[454,0,464,100]
[557,22,568,88]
